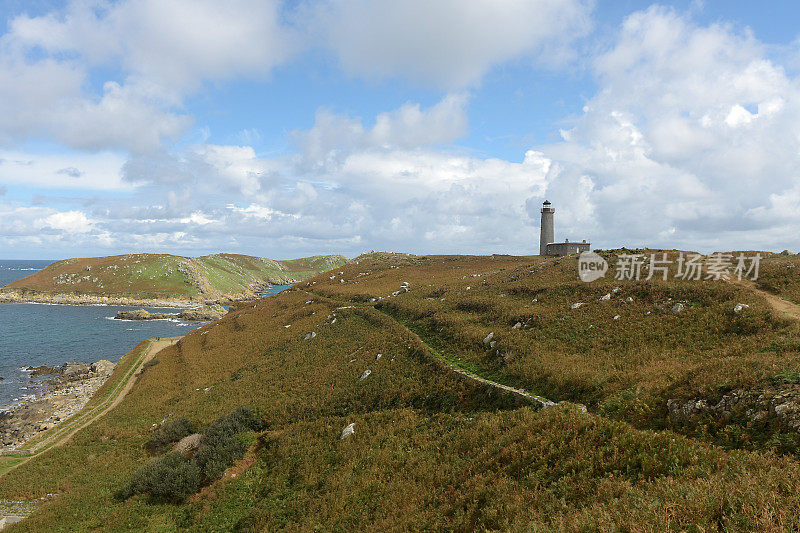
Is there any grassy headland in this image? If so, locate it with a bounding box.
[0,253,347,304]
[3,252,800,530]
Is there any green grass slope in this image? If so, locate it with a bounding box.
[3,253,800,530]
[1,253,347,301]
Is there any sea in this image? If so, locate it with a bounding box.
[0,259,289,409]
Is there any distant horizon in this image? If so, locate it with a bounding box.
[1,245,796,263]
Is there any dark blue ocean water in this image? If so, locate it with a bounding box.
[0,260,289,408]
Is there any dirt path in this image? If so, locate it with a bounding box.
[0,337,180,476]
[728,278,800,321]
[305,289,556,408]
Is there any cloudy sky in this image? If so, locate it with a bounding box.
[1,0,800,259]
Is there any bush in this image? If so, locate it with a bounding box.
[195,407,263,480]
[116,452,201,503]
[147,417,195,454]
[140,358,160,373]
[120,407,264,503]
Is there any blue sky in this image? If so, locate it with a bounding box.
[2,1,800,259]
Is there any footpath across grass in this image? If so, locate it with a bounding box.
[1,337,175,464]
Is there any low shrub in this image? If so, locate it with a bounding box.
[116,452,201,503]
[120,407,264,503]
[195,407,264,480]
[146,417,195,454]
[140,358,160,373]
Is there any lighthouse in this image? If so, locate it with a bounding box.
[539,200,591,256]
[539,200,554,255]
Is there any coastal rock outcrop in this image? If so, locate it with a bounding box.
[0,359,117,451]
[114,309,172,320]
[91,360,115,375]
[114,305,227,321]
[177,304,227,321]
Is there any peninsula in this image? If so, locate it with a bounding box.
[0,253,347,306]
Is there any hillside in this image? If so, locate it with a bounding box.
[3,252,800,530]
[0,253,347,303]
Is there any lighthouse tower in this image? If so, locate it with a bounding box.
[539,200,554,255]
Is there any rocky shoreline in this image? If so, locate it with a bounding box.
[114,304,227,321]
[0,360,116,452]
[0,285,280,308]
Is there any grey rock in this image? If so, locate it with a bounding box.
[174,433,203,453]
[340,422,355,439]
[90,360,115,375]
[61,362,90,377]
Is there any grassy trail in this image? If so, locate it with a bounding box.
[304,289,556,408]
[0,337,180,477]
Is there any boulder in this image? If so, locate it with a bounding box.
[173,433,203,453]
[359,369,372,381]
[90,360,115,375]
[571,302,585,309]
[483,332,494,345]
[671,303,685,314]
[61,362,90,377]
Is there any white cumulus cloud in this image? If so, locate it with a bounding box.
[308,0,594,88]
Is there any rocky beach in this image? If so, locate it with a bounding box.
[0,360,116,452]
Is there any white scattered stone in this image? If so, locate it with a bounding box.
[626,297,634,303]
[734,303,750,314]
[340,423,355,440]
[571,302,585,309]
[671,303,685,314]
[376,353,382,360]
[303,331,317,341]
[612,287,621,293]
[613,315,620,320]
[489,340,497,349]
[512,322,522,329]
[600,293,611,301]
[483,332,494,345]
[359,369,372,381]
